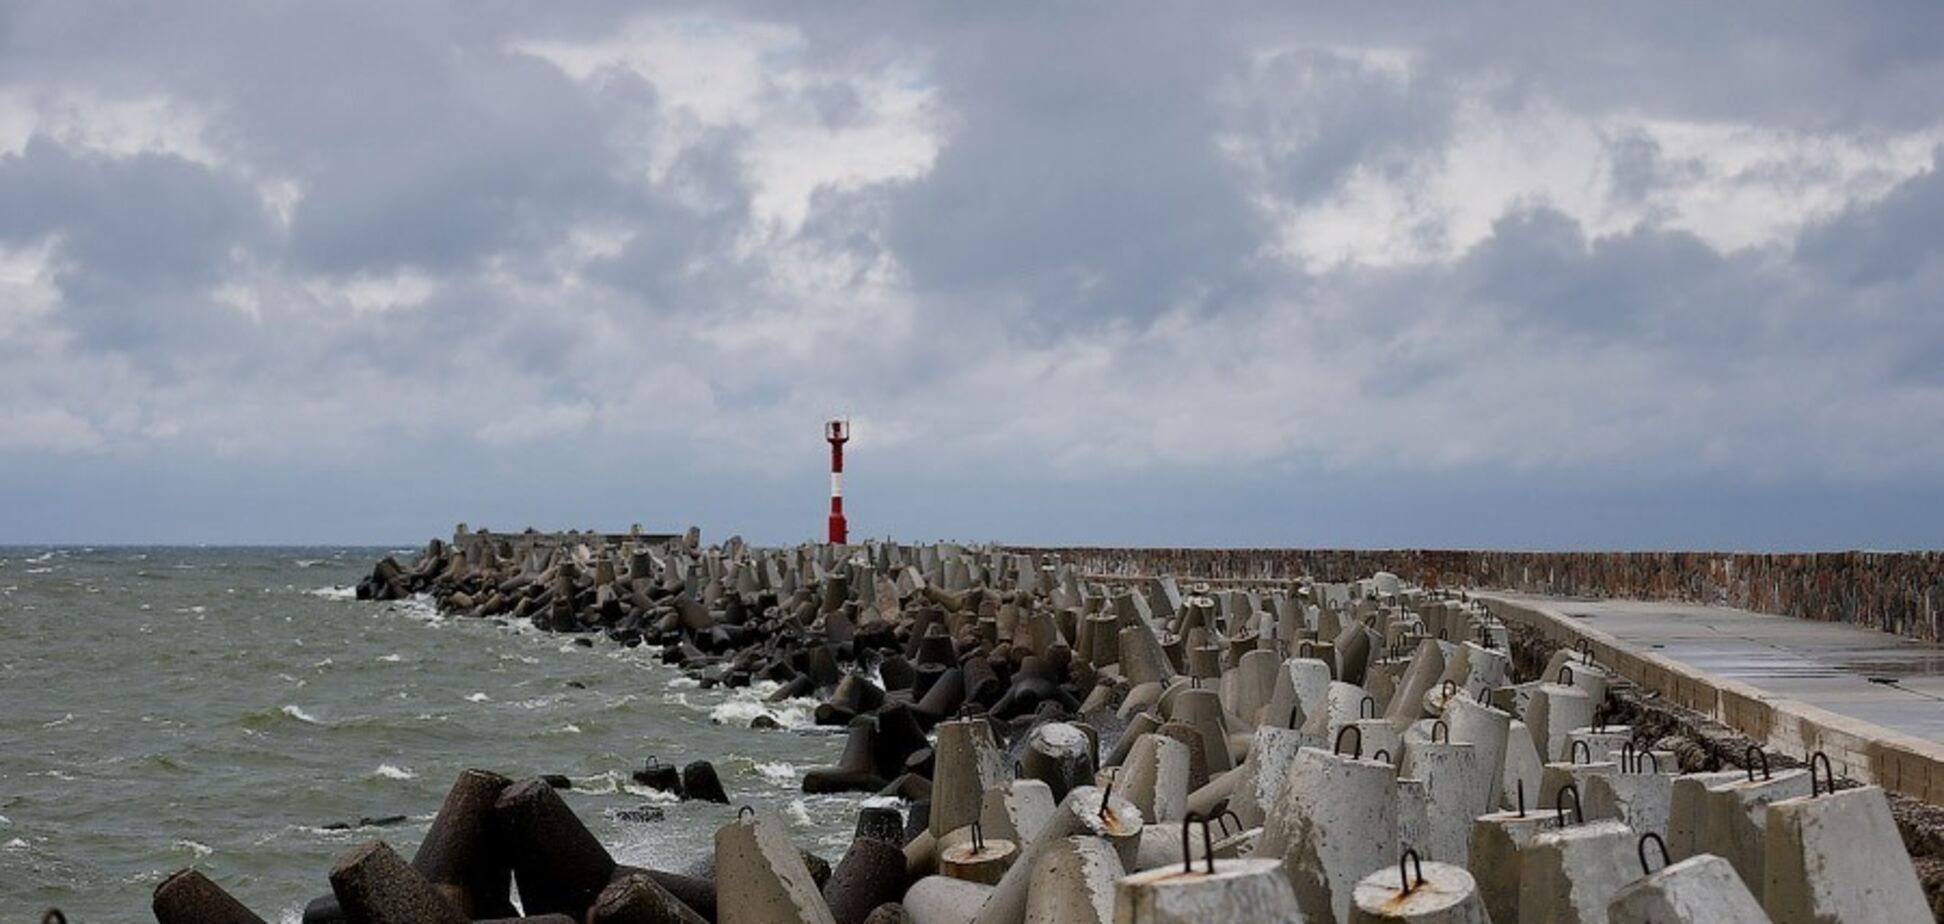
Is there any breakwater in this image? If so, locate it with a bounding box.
[191,530,1925,922]
[1006,546,1944,643]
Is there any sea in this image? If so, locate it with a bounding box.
[0,547,854,922]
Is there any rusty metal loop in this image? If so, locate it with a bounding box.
[1217,809,1241,837]
[737,805,755,821]
[1359,695,1378,719]
[1399,848,1425,894]
[1334,724,1363,759]
[1437,627,1448,641]
[1621,741,1637,772]
[1581,647,1594,666]
[1576,638,1592,656]
[1644,750,1661,773]
[1638,832,1669,875]
[1288,702,1303,730]
[1556,664,1575,686]
[1745,745,1770,782]
[1100,768,1117,819]
[1555,782,1585,826]
[971,819,986,853]
[1431,720,1449,744]
[1297,640,1315,657]
[1810,751,1836,797]
[43,911,67,924]
[1516,778,1527,818]
[1372,747,1392,764]
[1571,739,1591,765]
[1180,811,1216,875]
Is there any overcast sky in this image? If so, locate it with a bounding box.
[2,3,1942,549]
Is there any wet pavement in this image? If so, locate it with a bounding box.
[1478,593,1944,743]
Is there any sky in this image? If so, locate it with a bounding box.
[1,3,1942,550]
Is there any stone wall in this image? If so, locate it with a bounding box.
[1004,547,1944,643]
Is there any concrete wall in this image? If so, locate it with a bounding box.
[1481,594,1944,805]
[1005,547,1944,643]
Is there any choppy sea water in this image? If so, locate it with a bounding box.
[0,547,851,922]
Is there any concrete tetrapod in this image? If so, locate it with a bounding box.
[932,718,1011,838]
[903,876,994,924]
[1019,722,1095,803]
[1469,806,1559,924]
[1118,622,1176,687]
[1115,845,1300,922]
[1539,759,1618,809]
[1022,835,1122,924]
[1259,742,1400,924]
[1299,680,1369,746]
[1349,854,1490,924]
[1500,720,1545,812]
[327,841,467,924]
[1117,733,1191,824]
[587,872,709,924]
[1262,656,1334,733]
[1222,649,1282,727]
[413,768,517,919]
[978,779,1057,847]
[1761,776,1930,924]
[1607,850,1767,924]
[1397,732,1483,865]
[1665,771,1743,861]
[970,785,1143,924]
[939,829,1017,886]
[1583,755,1674,840]
[827,836,916,924]
[1517,818,1638,924]
[715,807,837,924]
[1442,695,1510,812]
[1525,682,1593,763]
[1383,641,1446,730]
[1697,763,1811,901]
[492,777,616,917]
[1227,721,1313,829]
[1168,687,1235,774]
[152,869,268,924]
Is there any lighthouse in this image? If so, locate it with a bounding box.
[825,418,850,544]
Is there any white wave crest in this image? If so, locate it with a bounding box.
[307,586,357,601]
[466,692,490,703]
[281,705,323,724]
[373,764,416,781]
[787,800,815,827]
[753,761,799,787]
[172,839,214,857]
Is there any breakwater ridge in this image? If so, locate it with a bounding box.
[119,528,1941,921]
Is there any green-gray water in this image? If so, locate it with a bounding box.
[0,547,852,921]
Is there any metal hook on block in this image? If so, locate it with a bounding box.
[1180,812,1216,875]
[1555,782,1585,826]
[1399,848,1425,894]
[1809,751,1836,797]
[1334,725,1363,760]
[1638,832,1669,875]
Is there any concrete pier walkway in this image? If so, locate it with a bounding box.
[1477,593,1944,743]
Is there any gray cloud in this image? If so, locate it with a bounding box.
[0,2,1941,544]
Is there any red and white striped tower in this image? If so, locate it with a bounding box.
[825,418,850,544]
